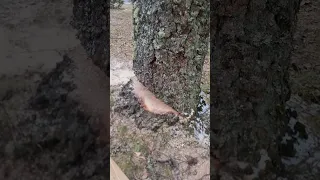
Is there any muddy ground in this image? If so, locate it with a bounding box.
[0,0,109,179]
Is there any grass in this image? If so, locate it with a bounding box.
[113,123,178,179]
[116,154,143,179]
[113,125,151,179]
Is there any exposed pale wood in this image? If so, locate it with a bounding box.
[132,77,180,116]
[110,158,129,180]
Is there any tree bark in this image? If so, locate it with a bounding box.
[132,0,209,114]
[71,0,110,76]
[70,0,110,175]
[211,0,301,179]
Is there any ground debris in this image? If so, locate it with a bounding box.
[0,55,108,180]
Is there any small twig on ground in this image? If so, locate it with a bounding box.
[198,174,210,180]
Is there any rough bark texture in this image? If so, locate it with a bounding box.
[132,0,209,114]
[211,0,301,179]
[70,0,110,175]
[71,0,110,76]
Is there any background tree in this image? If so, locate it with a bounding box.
[71,0,110,144]
[211,0,301,179]
[71,0,110,76]
[71,0,110,175]
[132,0,209,116]
[111,0,124,9]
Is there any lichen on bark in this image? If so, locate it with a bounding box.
[211,0,302,178]
[132,0,209,114]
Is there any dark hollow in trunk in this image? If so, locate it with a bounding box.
[211,0,301,179]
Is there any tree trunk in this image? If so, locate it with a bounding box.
[132,0,209,114]
[71,0,110,76]
[211,0,301,179]
[71,0,110,174]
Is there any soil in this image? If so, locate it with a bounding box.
[0,0,109,179]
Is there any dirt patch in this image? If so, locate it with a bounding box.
[110,4,134,61]
[0,54,109,179]
[0,0,109,179]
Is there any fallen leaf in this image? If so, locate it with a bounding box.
[134,152,141,157]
